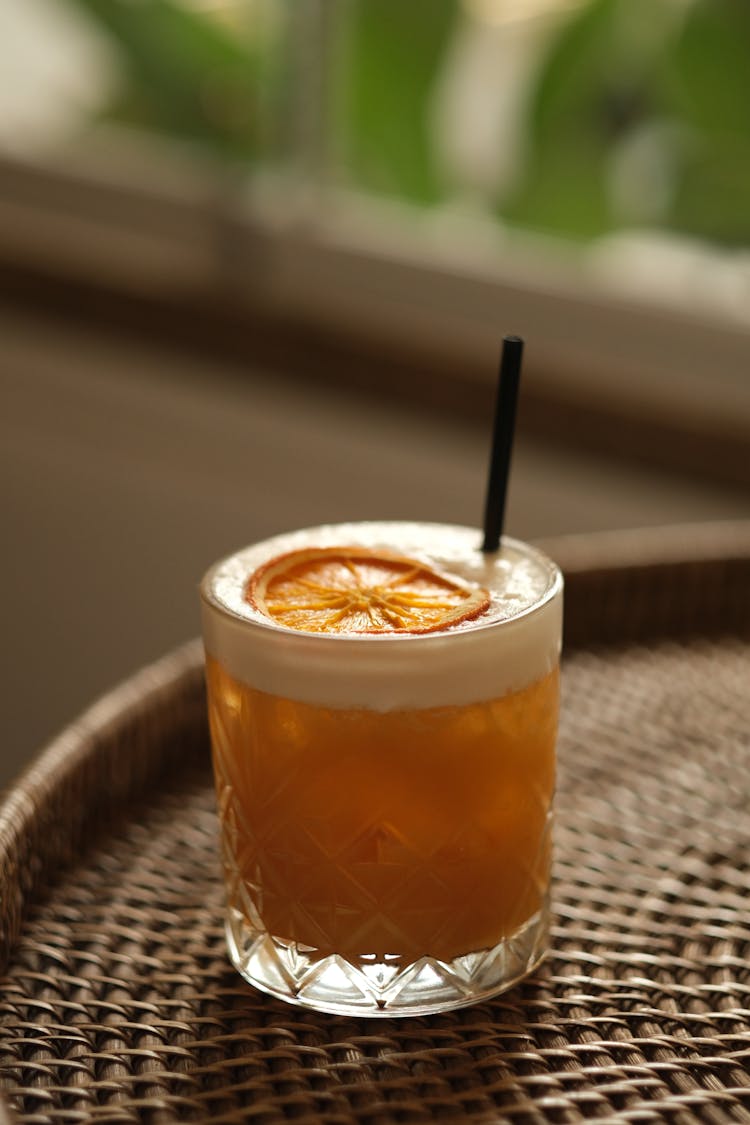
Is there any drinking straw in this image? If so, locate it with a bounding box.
[482,335,524,554]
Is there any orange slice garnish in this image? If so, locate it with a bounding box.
[246,547,490,635]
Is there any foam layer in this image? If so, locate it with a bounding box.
[200,522,563,710]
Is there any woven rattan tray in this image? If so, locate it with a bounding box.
[1,523,749,1124]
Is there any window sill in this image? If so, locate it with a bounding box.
[1,130,748,486]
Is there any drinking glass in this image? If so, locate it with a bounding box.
[201,522,562,1016]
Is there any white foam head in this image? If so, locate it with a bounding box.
[200,522,563,710]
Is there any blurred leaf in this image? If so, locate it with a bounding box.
[66,0,268,157]
[668,140,750,245]
[503,0,673,240]
[532,0,631,143]
[337,0,457,205]
[666,0,750,137]
[659,0,750,243]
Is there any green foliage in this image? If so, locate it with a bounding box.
[335,0,457,205]
[505,0,750,245]
[502,0,673,240]
[662,0,750,243]
[66,0,277,159]
[62,0,750,246]
[666,0,750,136]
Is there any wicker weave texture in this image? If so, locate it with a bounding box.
[1,527,749,1123]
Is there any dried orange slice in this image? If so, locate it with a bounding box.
[247,547,490,635]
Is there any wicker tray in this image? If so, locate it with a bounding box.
[1,523,749,1124]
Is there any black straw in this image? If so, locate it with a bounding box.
[482,335,524,553]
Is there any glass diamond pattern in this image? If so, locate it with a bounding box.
[206,656,558,1014]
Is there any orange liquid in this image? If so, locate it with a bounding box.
[207,657,558,963]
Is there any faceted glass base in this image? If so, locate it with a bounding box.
[225,901,548,1017]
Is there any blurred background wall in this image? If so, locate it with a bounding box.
[2,0,749,785]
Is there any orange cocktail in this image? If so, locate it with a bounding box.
[201,522,563,1016]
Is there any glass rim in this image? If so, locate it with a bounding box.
[200,531,563,649]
